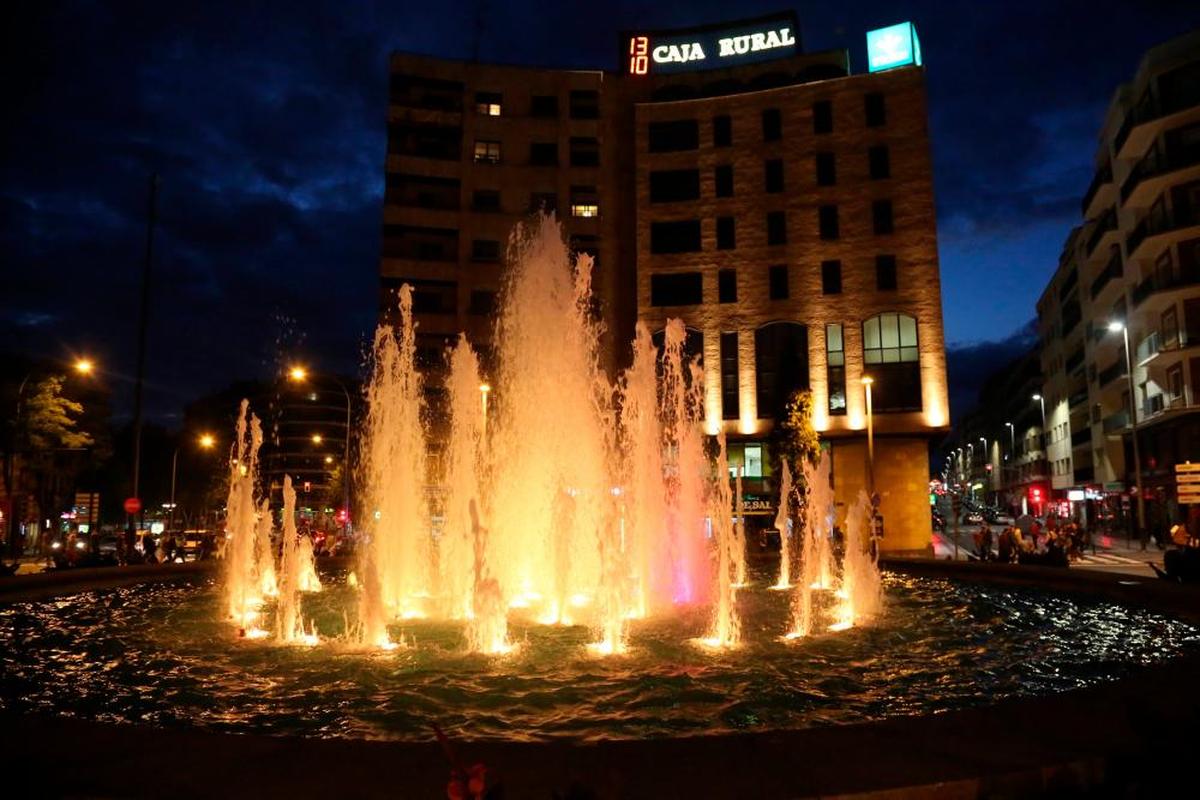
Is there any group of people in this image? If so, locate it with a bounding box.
[972,516,1092,567]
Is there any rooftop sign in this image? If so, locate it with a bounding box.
[623,12,801,76]
[866,21,922,72]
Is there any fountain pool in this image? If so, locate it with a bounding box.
[0,566,1193,742]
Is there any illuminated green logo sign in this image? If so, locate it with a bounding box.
[866,22,921,72]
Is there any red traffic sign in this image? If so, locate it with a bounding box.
[124,497,142,515]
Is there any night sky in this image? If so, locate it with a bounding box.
[4,0,1200,424]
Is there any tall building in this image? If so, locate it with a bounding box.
[1035,29,1200,530]
[382,13,949,553]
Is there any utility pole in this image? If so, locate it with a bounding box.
[128,173,158,551]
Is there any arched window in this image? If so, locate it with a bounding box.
[754,322,808,419]
[862,313,921,412]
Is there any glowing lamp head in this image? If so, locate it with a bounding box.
[1107,321,1125,333]
[311,434,323,445]
[324,456,333,464]
[74,358,94,375]
[1031,394,1042,402]
[861,376,874,386]
[288,366,307,382]
[198,433,216,449]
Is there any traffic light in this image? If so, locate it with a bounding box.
[1029,486,1043,504]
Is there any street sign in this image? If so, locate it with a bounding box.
[124,497,142,515]
[1177,473,1200,484]
[1176,463,1200,474]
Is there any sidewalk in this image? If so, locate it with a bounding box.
[931,530,1163,578]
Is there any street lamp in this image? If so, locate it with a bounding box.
[168,432,216,536]
[1108,320,1146,547]
[1004,422,1015,460]
[311,433,323,445]
[288,365,353,537]
[862,376,875,497]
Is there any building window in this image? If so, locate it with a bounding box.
[473,140,501,164]
[873,199,894,234]
[570,185,598,217]
[648,119,699,152]
[767,211,787,245]
[815,152,836,186]
[755,322,808,419]
[718,269,737,303]
[1168,364,1185,401]
[715,164,734,197]
[650,220,702,253]
[1162,307,1179,349]
[529,192,557,213]
[569,89,599,119]
[868,145,890,180]
[713,114,732,147]
[769,265,789,300]
[827,323,846,415]
[813,100,832,134]
[471,239,500,262]
[474,91,501,116]
[472,189,500,212]
[469,290,497,315]
[721,332,739,420]
[865,92,886,127]
[649,169,700,203]
[717,216,736,250]
[819,205,839,240]
[876,255,897,290]
[862,312,921,412]
[569,136,600,167]
[821,260,842,295]
[530,94,558,117]
[762,108,782,141]
[650,272,702,306]
[529,142,558,166]
[765,159,784,193]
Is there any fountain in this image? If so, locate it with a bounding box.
[771,458,794,590]
[213,213,884,656]
[8,212,1197,795]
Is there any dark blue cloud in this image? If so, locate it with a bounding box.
[2,0,1199,422]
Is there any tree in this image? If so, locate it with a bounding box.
[777,389,820,468]
[24,376,94,450]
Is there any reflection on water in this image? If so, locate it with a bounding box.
[0,570,1194,742]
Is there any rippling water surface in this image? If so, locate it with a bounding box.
[0,570,1194,742]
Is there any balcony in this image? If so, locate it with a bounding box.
[1103,410,1130,435]
[1130,261,1200,310]
[1089,248,1123,301]
[1064,346,1085,374]
[1071,428,1092,449]
[1081,161,1114,218]
[1084,208,1118,260]
[1068,389,1089,409]
[1121,142,1200,207]
[1127,206,1200,264]
[1114,79,1200,160]
[1097,358,1128,389]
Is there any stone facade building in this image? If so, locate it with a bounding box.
[381,14,948,552]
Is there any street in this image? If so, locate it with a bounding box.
[931,528,1163,578]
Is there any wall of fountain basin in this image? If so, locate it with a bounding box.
[1,559,1198,798]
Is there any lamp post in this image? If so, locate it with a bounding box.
[1108,321,1146,548]
[862,376,875,497]
[288,366,352,537]
[168,433,216,537]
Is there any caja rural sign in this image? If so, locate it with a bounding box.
[623,12,801,75]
